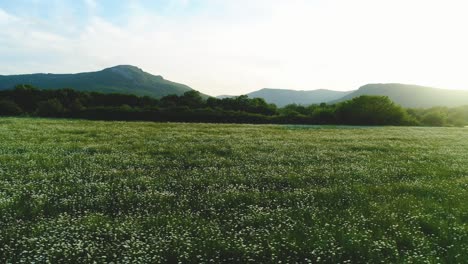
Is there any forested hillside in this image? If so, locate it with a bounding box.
[331,83,468,108]
[0,65,195,98]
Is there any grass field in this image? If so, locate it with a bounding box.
[0,118,467,263]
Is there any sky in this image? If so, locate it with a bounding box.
[1,0,468,96]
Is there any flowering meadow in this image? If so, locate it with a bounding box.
[0,118,467,263]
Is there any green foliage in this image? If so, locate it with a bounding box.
[0,118,467,262]
[208,95,277,116]
[69,99,85,112]
[0,85,467,126]
[408,106,468,127]
[0,99,22,116]
[422,111,447,126]
[36,99,65,117]
[180,90,204,108]
[336,96,414,125]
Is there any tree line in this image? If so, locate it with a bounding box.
[0,85,467,126]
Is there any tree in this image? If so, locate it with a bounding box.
[0,99,23,116]
[421,111,447,126]
[11,85,41,112]
[160,95,180,108]
[336,96,412,125]
[36,99,65,117]
[179,91,204,108]
[69,99,85,112]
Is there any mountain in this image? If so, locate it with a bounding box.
[331,83,468,108]
[219,88,352,107]
[0,65,195,98]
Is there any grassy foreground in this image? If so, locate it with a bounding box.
[0,118,467,263]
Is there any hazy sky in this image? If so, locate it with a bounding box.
[1,0,467,95]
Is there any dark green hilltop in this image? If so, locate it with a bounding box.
[0,65,196,98]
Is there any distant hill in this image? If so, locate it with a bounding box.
[219,88,352,107]
[0,65,195,98]
[331,83,468,108]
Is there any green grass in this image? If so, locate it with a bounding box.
[0,118,467,263]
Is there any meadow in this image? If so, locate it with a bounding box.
[0,118,467,263]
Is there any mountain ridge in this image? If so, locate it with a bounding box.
[218,88,352,107]
[2,66,468,108]
[0,65,195,98]
[331,83,468,108]
[221,84,468,108]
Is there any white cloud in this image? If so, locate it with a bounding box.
[1,0,468,95]
[84,0,97,12]
[0,8,17,23]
